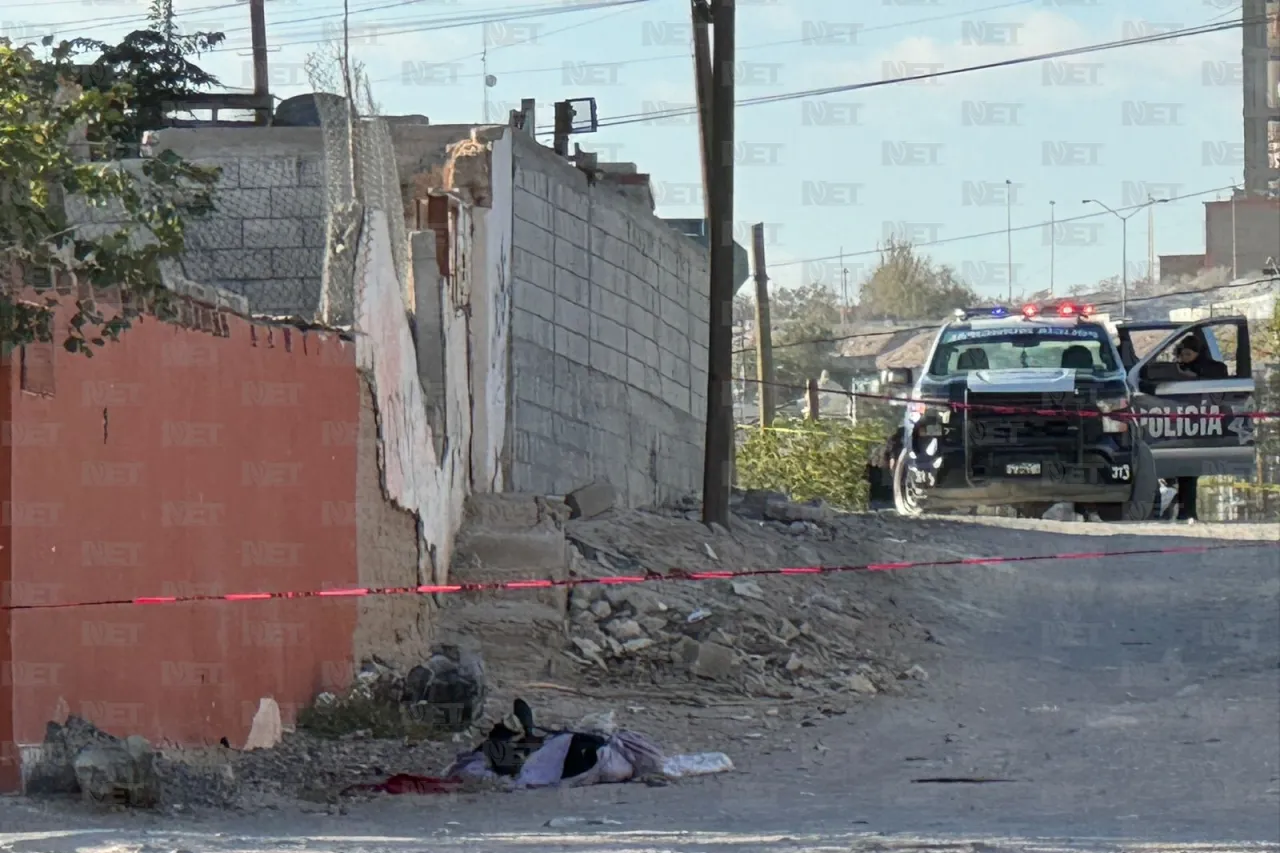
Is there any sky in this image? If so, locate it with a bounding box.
[1,0,1248,303]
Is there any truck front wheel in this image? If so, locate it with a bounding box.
[892,448,926,517]
[1095,440,1158,522]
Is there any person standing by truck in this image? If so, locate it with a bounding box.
[1170,336,1228,520]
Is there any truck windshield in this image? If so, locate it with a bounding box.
[929,325,1120,376]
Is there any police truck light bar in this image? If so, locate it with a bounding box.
[956,306,1010,320]
[1019,301,1094,319]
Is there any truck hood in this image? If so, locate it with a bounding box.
[965,368,1077,394]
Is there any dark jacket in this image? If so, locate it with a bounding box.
[1183,352,1229,380]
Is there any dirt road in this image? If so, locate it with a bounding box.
[2,517,1277,852]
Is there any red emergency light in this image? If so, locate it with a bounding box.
[1021,304,1039,318]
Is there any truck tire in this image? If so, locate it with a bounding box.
[892,448,925,517]
[1095,439,1158,522]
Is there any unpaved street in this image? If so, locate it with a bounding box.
[2,517,1277,852]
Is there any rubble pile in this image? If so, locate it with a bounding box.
[558,490,932,699]
[24,716,235,809]
[298,645,487,739]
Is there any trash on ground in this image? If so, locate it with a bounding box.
[351,699,734,794]
[661,752,735,778]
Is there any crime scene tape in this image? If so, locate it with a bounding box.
[5,542,1277,613]
[745,378,1280,421]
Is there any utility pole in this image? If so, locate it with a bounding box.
[751,222,775,427]
[690,0,714,221]
[701,0,735,528]
[249,0,269,125]
[1231,187,1239,280]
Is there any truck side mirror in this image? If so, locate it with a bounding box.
[881,367,913,386]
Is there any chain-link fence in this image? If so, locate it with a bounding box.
[311,80,410,325]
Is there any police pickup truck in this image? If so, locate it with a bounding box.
[870,301,1257,521]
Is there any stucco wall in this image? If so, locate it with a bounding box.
[0,296,361,785]
[353,211,471,608]
[469,131,515,494]
[503,132,710,506]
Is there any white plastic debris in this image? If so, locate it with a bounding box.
[243,698,283,750]
[574,709,617,736]
[662,752,734,778]
[686,608,711,623]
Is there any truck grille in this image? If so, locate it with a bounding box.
[964,394,1095,447]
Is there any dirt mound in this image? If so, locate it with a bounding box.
[556,493,939,702]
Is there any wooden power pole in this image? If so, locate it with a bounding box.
[701,0,735,527]
[751,222,775,427]
[249,0,269,125]
[690,0,714,220]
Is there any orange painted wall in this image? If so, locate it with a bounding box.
[2,303,362,779]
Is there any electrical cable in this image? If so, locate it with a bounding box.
[775,184,1242,270]
[539,14,1258,132]
[201,0,655,54]
[19,0,582,41]
[363,0,1041,85]
[13,1,246,38]
[732,274,1280,355]
[364,0,657,85]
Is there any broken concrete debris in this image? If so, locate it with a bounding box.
[674,636,739,680]
[300,647,486,739]
[565,481,618,520]
[74,735,161,808]
[402,645,487,731]
[554,490,927,698]
[23,717,184,809]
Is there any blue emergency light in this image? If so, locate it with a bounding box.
[954,306,1010,320]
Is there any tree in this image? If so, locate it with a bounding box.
[67,0,225,149]
[771,283,843,329]
[0,36,219,353]
[857,238,978,320]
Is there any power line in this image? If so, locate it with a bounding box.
[733,274,1280,356]
[365,0,655,86]
[541,14,1254,132]
[775,184,1241,270]
[365,0,1040,85]
[201,0,654,54]
[22,0,568,41]
[18,1,245,37]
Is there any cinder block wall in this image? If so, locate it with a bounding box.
[151,129,328,318]
[1205,199,1280,278]
[504,133,709,507]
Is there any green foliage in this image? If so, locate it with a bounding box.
[0,15,220,353]
[858,238,979,320]
[66,0,225,147]
[736,417,891,510]
[1255,300,1280,464]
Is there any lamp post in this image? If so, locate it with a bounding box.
[1005,179,1013,302]
[1083,197,1167,317]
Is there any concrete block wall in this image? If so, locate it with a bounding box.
[150,129,328,318]
[1205,199,1280,277]
[504,132,709,507]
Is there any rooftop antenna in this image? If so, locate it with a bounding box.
[481,26,489,121]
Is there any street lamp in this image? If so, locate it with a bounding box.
[1005,179,1013,302]
[1082,197,1168,317]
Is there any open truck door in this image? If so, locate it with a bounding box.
[1117,317,1256,481]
